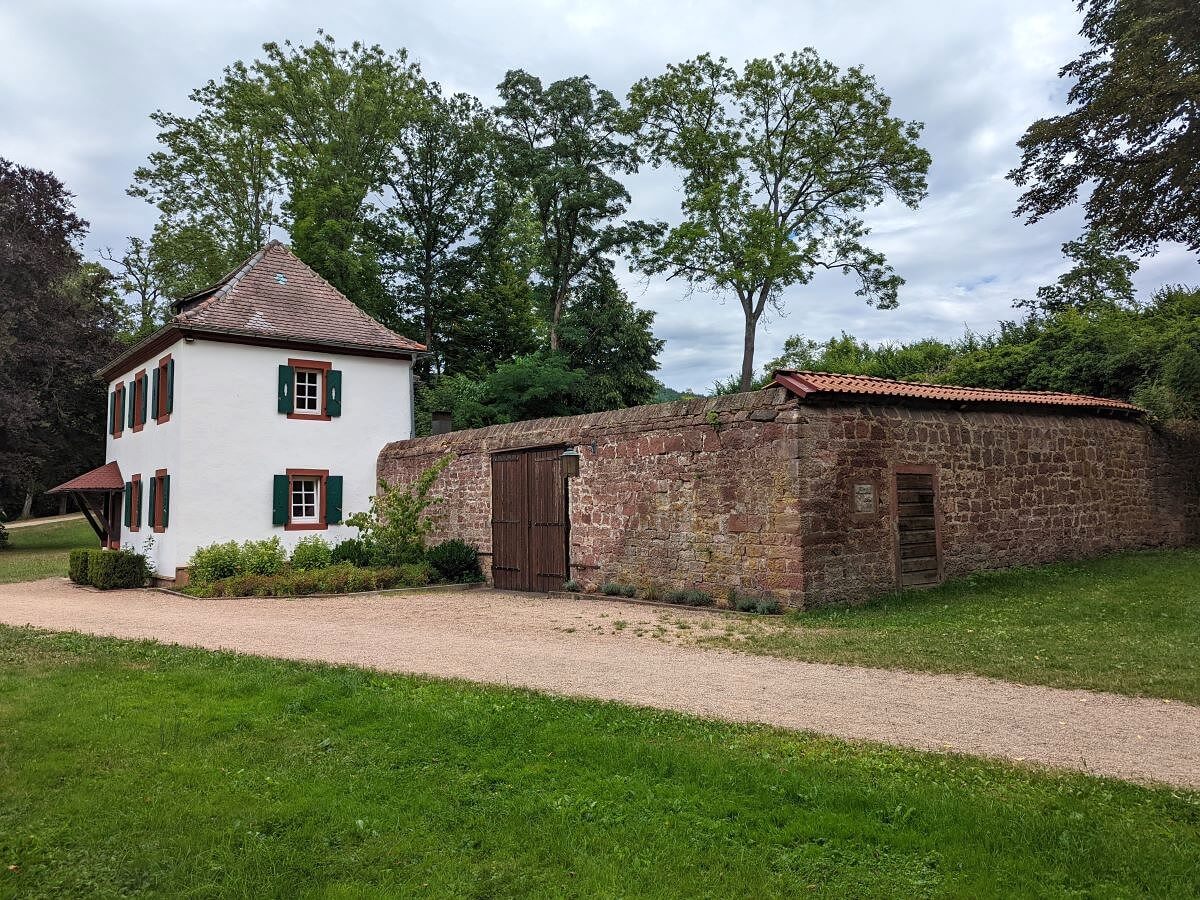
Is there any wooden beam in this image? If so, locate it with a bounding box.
[73,492,106,544]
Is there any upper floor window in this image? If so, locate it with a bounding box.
[109,381,126,439]
[153,354,174,424]
[295,369,322,415]
[278,359,342,420]
[130,369,148,432]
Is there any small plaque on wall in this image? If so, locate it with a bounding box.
[853,482,877,515]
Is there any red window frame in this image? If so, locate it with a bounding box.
[284,468,329,531]
[129,474,142,532]
[112,381,125,439]
[152,468,168,533]
[131,369,148,433]
[287,358,332,421]
[155,354,172,424]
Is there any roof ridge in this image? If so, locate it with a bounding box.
[781,370,1121,404]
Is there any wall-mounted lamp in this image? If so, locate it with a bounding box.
[561,446,582,478]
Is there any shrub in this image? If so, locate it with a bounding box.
[240,538,287,576]
[87,549,148,590]
[643,583,663,603]
[728,588,783,614]
[188,541,242,585]
[665,589,714,607]
[563,579,581,592]
[346,455,452,567]
[426,539,483,583]
[754,596,781,615]
[291,535,333,571]
[68,548,90,584]
[331,538,369,567]
[601,582,622,596]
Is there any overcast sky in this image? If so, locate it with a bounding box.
[2,0,1196,390]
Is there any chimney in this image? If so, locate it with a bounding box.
[431,410,453,435]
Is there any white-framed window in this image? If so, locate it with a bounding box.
[294,369,322,414]
[290,477,320,523]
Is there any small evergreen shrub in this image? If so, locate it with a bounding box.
[188,541,242,585]
[87,549,148,590]
[331,538,369,567]
[426,539,483,583]
[754,596,781,615]
[68,548,90,584]
[601,582,622,596]
[196,561,434,598]
[643,583,664,603]
[563,579,581,592]
[728,588,783,614]
[665,588,714,607]
[290,535,333,571]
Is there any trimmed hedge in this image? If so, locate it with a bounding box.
[426,539,482,584]
[82,549,148,590]
[68,549,90,585]
[189,562,434,598]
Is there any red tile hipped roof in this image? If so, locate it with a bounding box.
[172,240,424,354]
[773,370,1143,414]
[48,461,124,493]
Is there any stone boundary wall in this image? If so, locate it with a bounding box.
[796,403,1200,606]
[378,388,807,603]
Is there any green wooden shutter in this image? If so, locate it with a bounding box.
[166,359,175,414]
[108,390,116,436]
[139,374,148,425]
[124,482,132,527]
[127,384,135,428]
[272,474,290,525]
[325,476,343,524]
[277,365,294,414]
[325,370,342,417]
[161,475,170,528]
[147,477,157,529]
[152,368,160,419]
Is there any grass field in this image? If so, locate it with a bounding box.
[1,627,1198,898]
[0,518,96,584]
[696,549,1200,703]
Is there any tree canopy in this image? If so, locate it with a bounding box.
[628,50,931,390]
[1009,0,1200,255]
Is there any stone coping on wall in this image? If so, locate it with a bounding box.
[381,386,798,460]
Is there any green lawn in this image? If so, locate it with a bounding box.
[0,518,96,584]
[697,549,1200,703]
[1,628,1198,898]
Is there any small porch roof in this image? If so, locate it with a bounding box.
[48,461,124,494]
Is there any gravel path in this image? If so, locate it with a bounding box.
[2,578,1198,789]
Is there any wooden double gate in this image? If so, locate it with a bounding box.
[491,446,569,592]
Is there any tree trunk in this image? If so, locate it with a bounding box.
[739,311,758,392]
[549,288,566,351]
[20,490,34,519]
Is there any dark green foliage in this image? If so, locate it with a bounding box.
[562,579,581,592]
[290,536,333,571]
[0,523,7,551]
[330,538,369,568]
[85,549,148,590]
[1009,0,1200,254]
[665,588,714,607]
[67,548,89,584]
[601,582,637,597]
[729,590,783,615]
[426,539,483,583]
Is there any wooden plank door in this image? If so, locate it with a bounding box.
[895,469,941,587]
[490,447,568,592]
[491,451,530,590]
[528,448,568,592]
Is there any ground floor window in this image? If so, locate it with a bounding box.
[275,469,343,531]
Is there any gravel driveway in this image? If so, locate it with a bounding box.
[2,577,1198,789]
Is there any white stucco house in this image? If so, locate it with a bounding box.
[49,241,424,582]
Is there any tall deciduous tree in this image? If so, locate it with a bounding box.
[1009,0,1200,255]
[251,34,421,317]
[100,237,170,340]
[379,82,496,364]
[0,159,122,517]
[628,51,931,390]
[130,69,281,294]
[1015,229,1140,317]
[495,70,651,350]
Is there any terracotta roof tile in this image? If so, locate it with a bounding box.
[173,241,424,353]
[773,370,1143,414]
[48,461,124,493]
